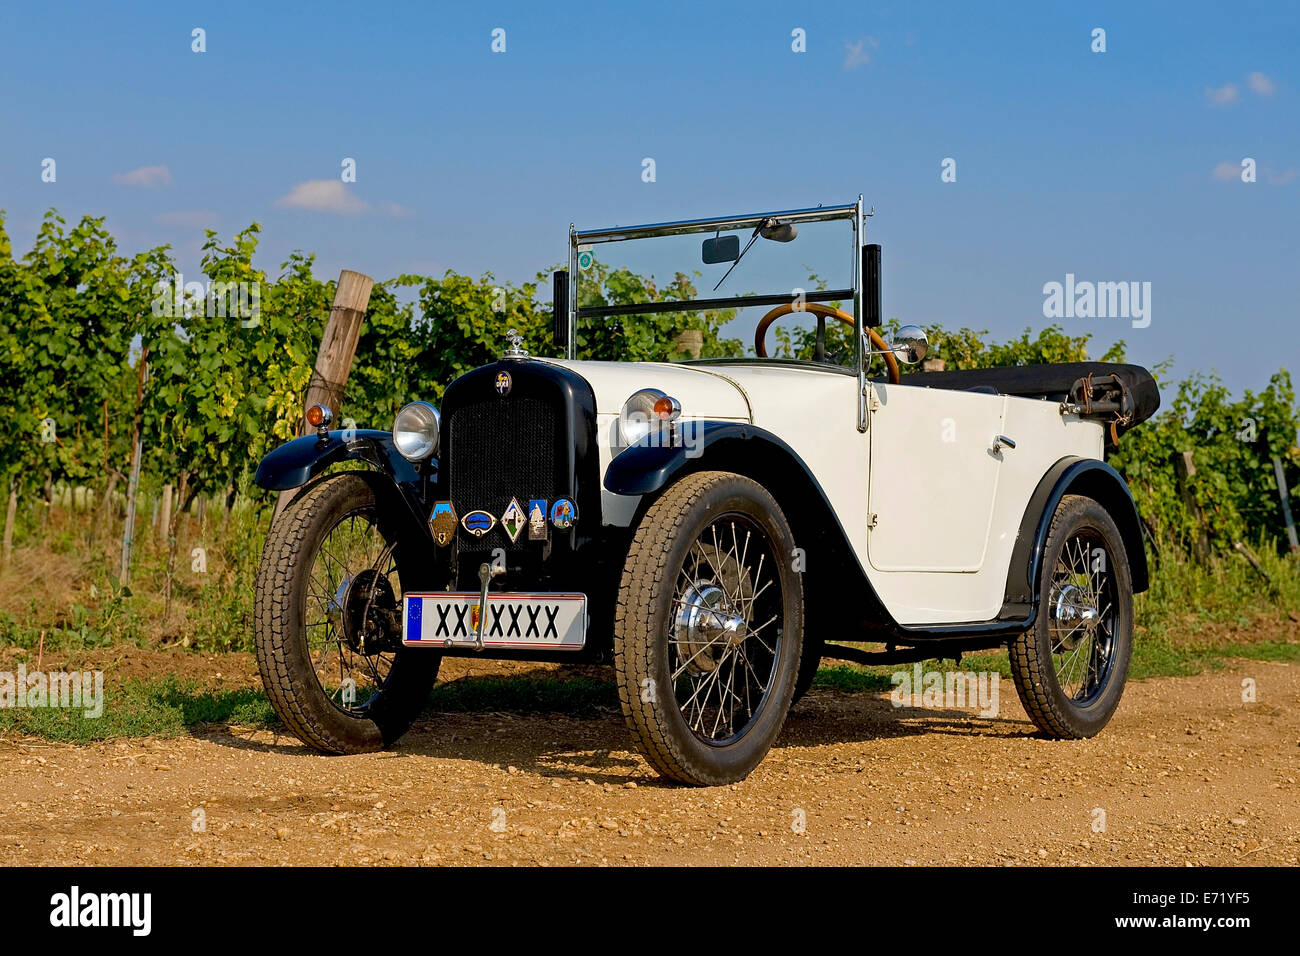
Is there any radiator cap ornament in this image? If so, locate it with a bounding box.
[502,327,529,360]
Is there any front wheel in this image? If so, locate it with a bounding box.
[1009,494,1134,739]
[254,473,440,753]
[614,472,804,785]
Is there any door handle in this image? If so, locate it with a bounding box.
[992,435,1016,453]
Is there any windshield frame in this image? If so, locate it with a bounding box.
[566,201,862,337]
[565,197,867,427]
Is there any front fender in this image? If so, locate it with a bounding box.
[254,430,419,491]
[255,430,435,545]
[603,421,802,496]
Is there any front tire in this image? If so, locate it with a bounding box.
[1009,494,1134,739]
[614,472,804,785]
[254,473,440,754]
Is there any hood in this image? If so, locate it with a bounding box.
[539,359,752,421]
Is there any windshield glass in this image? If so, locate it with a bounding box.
[572,212,857,366]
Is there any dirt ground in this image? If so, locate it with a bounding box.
[1,653,1296,867]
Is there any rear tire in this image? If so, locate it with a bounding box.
[1008,494,1134,739]
[254,473,439,754]
[792,635,822,705]
[614,472,803,785]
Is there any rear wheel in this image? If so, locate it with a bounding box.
[792,635,822,705]
[254,473,440,753]
[614,472,803,785]
[1009,494,1134,738]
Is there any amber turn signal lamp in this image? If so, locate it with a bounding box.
[306,404,333,429]
[653,395,682,421]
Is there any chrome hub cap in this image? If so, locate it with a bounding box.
[1047,533,1117,702]
[674,584,748,675]
[1052,583,1099,651]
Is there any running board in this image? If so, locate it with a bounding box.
[821,637,1005,667]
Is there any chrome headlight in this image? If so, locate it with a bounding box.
[618,388,682,448]
[392,401,440,461]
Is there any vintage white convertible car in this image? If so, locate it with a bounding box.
[254,200,1159,785]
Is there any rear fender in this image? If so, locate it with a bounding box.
[1004,457,1150,613]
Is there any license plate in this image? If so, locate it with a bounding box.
[402,592,586,650]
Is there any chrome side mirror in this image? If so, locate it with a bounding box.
[891,325,928,365]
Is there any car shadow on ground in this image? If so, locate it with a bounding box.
[199,670,1032,784]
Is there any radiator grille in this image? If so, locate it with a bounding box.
[447,396,562,551]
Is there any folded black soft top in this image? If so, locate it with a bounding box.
[906,362,1160,441]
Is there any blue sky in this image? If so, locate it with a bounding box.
[2,0,1296,396]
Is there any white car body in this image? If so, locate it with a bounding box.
[547,358,1105,625]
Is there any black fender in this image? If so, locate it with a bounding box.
[605,421,810,497]
[604,421,902,640]
[254,430,435,550]
[1006,456,1150,607]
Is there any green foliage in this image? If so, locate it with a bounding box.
[0,209,1294,567]
[575,260,742,361]
[1110,370,1299,551]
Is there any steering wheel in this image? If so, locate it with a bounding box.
[754,303,900,384]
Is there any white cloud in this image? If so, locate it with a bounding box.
[379,201,415,219]
[1246,71,1275,96]
[843,37,878,71]
[275,179,369,214]
[1213,161,1242,181]
[154,210,218,228]
[1205,83,1239,105]
[1267,168,1298,186]
[113,165,172,187]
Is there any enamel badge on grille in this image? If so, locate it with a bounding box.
[527,499,548,541]
[550,498,577,530]
[494,371,512,396]
[431,501,457,546]
[461,510,496,537]
[501,498,525,543]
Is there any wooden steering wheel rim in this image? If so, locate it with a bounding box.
[754,302,900,384]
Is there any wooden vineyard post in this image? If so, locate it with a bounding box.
[1172,450,1211,563]
[158,483,173,546]
[273,270,374,521]
[1,483,16,571]
[1273,455,1299,553]
[119,351,148,588]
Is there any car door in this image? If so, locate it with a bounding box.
[866,383,1007,572]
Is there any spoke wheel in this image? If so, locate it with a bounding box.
[670,516,783,744]
[304,510,401,714]
[1045,530,1117,704]
[615,471,804,786]
[255,473,440,754]
[1009,494,1134,739]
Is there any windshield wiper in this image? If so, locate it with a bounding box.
[712,217,796,291]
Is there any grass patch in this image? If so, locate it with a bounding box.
[0,672,620,744]
[0,675,276,743]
